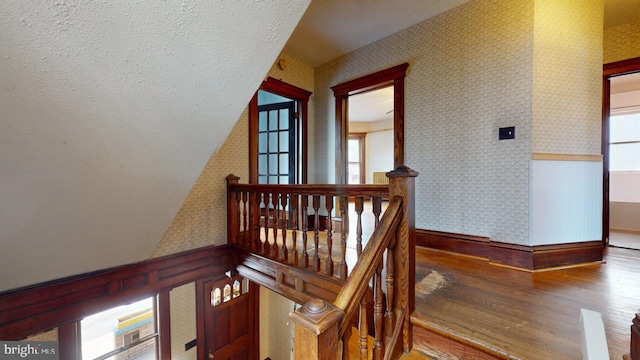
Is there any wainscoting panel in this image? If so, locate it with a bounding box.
[529,159,602,246]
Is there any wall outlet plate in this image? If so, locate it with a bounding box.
[499,126,515,140]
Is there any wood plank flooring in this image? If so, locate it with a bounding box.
[411,246,640,360]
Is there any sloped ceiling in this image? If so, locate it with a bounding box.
[0,0,310,291]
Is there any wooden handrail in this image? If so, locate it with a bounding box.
[229,183,389,197]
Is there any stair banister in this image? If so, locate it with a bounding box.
[290,166,418,359]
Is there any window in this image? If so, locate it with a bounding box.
[257,91,297,184]
[348,134,365,184]
[610,113,640,171]
[249,77,312,184]
[81,297,157,360]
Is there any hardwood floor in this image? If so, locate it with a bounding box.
[610,230,640,251]
[411,246,640,360]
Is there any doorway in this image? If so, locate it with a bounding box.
[348,86,395,184]
[331,63,409,184]
[603,57,640,250]
[606,71,640,250]
[197,275,258,360]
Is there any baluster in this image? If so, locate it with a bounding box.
[250,191,260,252]
[342,326,352,360]
[263,192,270,256]
[313,195,321,272]
[241,191,248,248]
[272,193,279,259]
[373,263,384,359]
[291,194,299,266]
[280,193,288,262]
[359,298,368,359]
[325,195,334,276]
[339,196,348,280]
[355,197,364,257]
[385,240,396,344]
[302,195,309,268]
[372,196,382,228]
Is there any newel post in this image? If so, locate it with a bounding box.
[226,174,240,246]
[387,165,418,353]
[632,313,639,360]
[289,299,345,360]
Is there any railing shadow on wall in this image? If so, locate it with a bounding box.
[226,166,418,359]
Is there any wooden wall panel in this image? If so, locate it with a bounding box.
[0,245,232,340]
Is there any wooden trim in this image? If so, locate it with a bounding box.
[331,64,409,96]
[332,63,409,184]
[58,322,80,360]
[532,153,603,162]
[416,229,604,270]
[0,245,233,340]
[603,57,640,77]
[632,313,639,360]
[158,291,171,359]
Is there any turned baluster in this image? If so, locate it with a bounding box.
[359,297,369,359]
[372,196,382,228]
[290,194,299,266]
[385,240,396,344]
[250,191,261,252]
[325,195,334,276]
[339,196,348,280]
[240,191,247,248]
[280,193,288,262]
[272,193,280,259]
[225,175,240,246]
[262,192,270,256]
[355,197,364,257]
[373,263,384,359]
[302,195,309,268]
[313,195,321,272]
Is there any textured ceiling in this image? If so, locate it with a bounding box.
[286,0,639,68]
[0,0,310,291]
[283,0,471,67]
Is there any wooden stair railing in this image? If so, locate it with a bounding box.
[226,176,389,289]
[226,166,417,359]
[288,167,418,360]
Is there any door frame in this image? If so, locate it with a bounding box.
[249,77,312,184]
[602,56,640,245]
[331,63,409,184]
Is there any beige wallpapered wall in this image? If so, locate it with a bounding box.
[170,283,197,360]
[25,328,58,342]
[604,21,640,64]
[314,0,535,244]
[152,53,313,257]
[532,0,603,155]
[151,53,312,360]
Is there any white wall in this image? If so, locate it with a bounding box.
[366,129,394,183]
[610,172,640,231]
[530,160,602,245]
